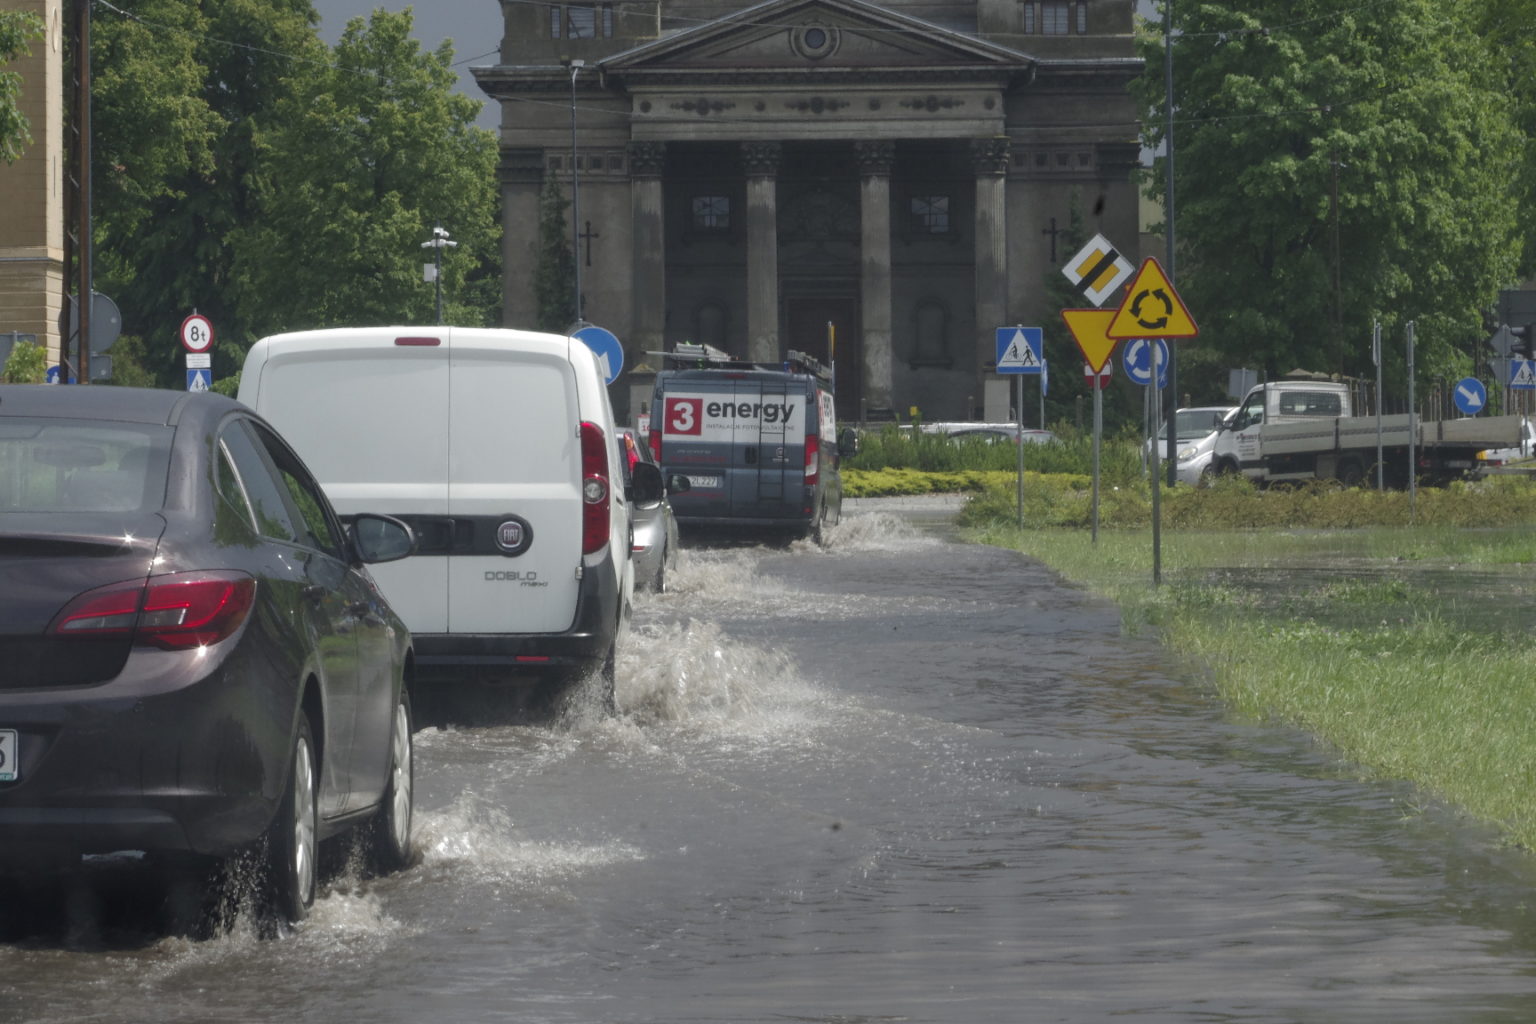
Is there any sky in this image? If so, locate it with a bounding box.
[310,1,503,129]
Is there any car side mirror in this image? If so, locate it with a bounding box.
[627,461,665,505]
[350,513,415,564]
[838,427,860,457]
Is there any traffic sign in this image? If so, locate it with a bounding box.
[995,326,1043,374]
[180,313,214,354]
[1084,359,1112,391]
[1062,234,1135,308]
[1107,258,1198,339]
[573,324,624,385]
[187,368,212,392]
[1452,376,1486,415]
[1123,338,1168,389]
[1510,359,1536,391]
[1061,308,1118,373]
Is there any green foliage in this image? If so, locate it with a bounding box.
[2,340,46,383]
[1134,0,1522,391]
[0,8,44,163]
[89,2,500,388]
[846,422,1145,484]
[535,177,577,332]
[233,9,500,337]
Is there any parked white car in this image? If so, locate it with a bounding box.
[1477,416,1536,471]
[1146,406,1237,486]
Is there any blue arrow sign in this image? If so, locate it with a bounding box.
[1452,376,1486,415]
[1123,338,1168,389]
[573,324,624,385]
[995,326,1043,374]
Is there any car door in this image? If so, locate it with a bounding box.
[223,419,365,816]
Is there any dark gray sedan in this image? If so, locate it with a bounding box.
[0,385,416,931]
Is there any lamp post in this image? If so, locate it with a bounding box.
[568,59,586,326]
[420,222,457,325]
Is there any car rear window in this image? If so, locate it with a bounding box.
[0,419,171,514]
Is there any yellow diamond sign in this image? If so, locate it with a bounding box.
[1107,258,1199,339]
[1061,309,1119,374]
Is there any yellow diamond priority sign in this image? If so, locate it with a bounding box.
[1107,258,1198,339]
[1061,309,1118,374]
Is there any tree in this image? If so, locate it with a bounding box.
[90,0,314,384]
[1134,0,1522,395]
[534,176,576,333]
[231,9,500,337]
[0,8,44,163]
[1467,0,1536,277]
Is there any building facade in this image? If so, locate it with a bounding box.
[475,0,1143,422]
[0,0,64,369]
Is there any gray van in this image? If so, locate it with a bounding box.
[647,346,857,544]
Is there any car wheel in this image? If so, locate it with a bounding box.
[1337,459,1364,488]
[653,549,667,594]
[367,689,414,874]
[810,505,826,547]
[266,715,318,926]
[598,638,618,716]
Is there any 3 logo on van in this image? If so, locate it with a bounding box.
[662,394,806,443]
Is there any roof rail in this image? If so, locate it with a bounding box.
[653,343,836,389]
[784,349,833,386]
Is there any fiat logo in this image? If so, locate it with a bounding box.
[495,517,531,555]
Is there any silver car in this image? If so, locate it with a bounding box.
[1146,406,1237,486]
[620,428,682,592]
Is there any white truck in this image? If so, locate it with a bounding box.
[1208,377,1524,487]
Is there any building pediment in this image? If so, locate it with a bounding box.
[602,0,1033,82]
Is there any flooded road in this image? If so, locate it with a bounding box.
[6,505,1536,1022]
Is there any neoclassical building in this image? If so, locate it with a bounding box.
[475,0,1144,421]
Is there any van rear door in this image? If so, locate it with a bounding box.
[446,331,583,634]
[728,378,805,519]
[245,329,451,632]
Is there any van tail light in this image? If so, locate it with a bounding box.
[49,571,257,651]
[804,433,820,487]
[648,428,662,463]
[580,421,611,555]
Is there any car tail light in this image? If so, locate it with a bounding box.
[580,421,610,555]
[804,433,820,487]
[49,571,257,651]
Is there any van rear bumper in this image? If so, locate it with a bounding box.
[411,555,620,686]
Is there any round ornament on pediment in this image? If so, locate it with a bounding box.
[791,22,840,61]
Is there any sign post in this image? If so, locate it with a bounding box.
[1062,309,1118,544]
[180,312,214,392]
[996,326,1043,527]
[1107,257,1199,586]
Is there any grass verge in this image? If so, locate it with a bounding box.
[956,518,1536,851]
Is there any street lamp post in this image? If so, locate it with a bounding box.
[420,223,457,325]
[568,59,586,326]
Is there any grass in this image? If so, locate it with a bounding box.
[958,519,1536,850]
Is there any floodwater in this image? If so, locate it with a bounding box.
[5,504,1536,1023]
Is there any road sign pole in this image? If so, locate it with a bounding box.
[1092,384,1102,543]
[1150,374,1162,586]
[1016,374,1025,527]
[1407,320,1417,520]
[1374,320,1383,490]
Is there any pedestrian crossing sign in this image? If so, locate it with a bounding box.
[187,368,212,392]
[1511,358,1536,390]
[995,326,1043,374]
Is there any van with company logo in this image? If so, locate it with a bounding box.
[647,345,858,544]
[239,327,665,712]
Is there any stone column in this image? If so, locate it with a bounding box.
[856,140,895,416]
[628,141,667,363]
[742,141,782,363]
[972,138,1010,398]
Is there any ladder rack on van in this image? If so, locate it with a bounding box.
[657,344,835,390]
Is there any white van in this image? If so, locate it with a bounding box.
[239,327,662,710]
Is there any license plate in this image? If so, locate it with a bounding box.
[0,729,17,782]
[688,474,723,490]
